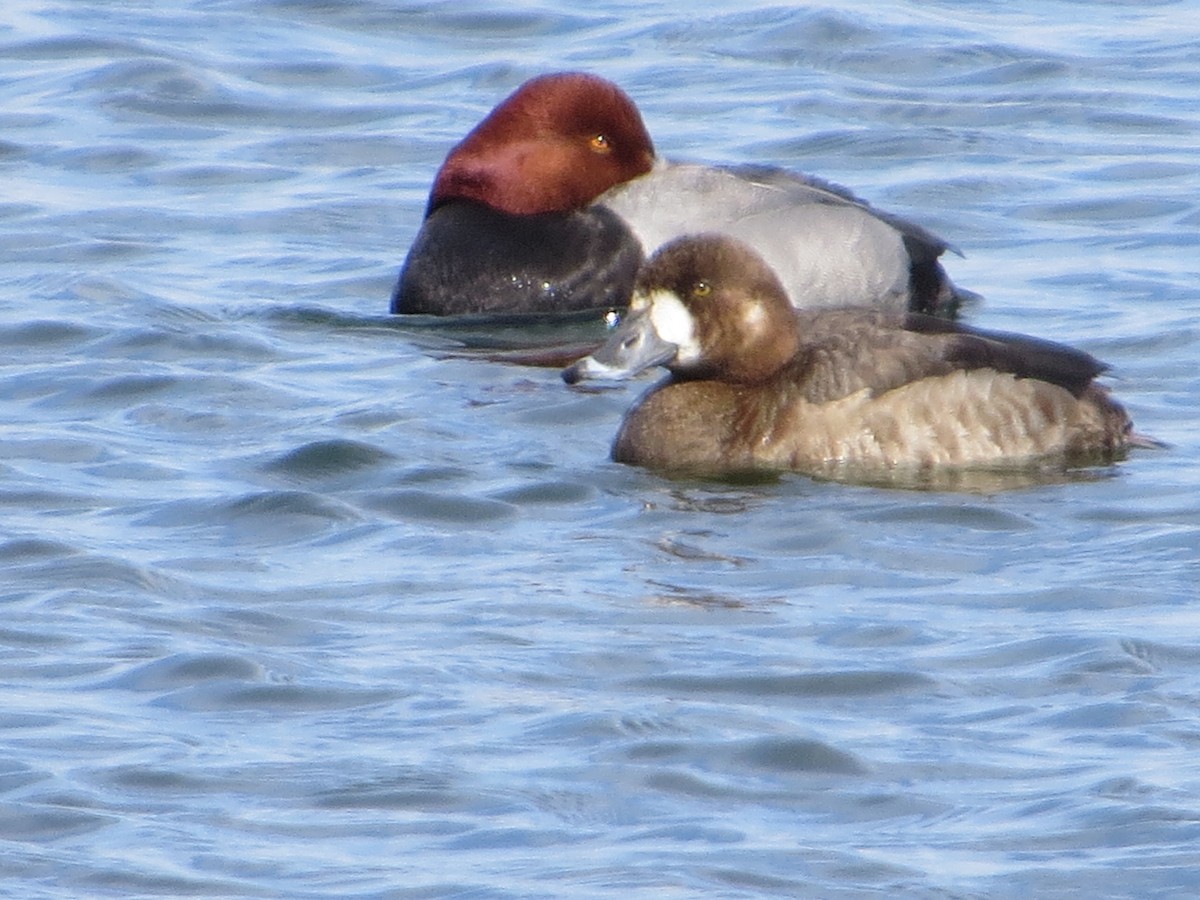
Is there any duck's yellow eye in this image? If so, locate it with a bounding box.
[692,281,712,298]
[589,134,611,153]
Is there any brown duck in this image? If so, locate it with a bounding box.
[563,234,1151,479]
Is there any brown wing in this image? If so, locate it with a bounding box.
[903,313,1107,397]
[784,309,1108,403]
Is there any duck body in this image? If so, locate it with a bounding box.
[609,324,1130,474]
[392,72,966,317]
[563,235,1140,479]
[599,162,960,316]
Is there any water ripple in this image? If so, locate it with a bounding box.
[1,1,1197,897]
[633,670,937,699]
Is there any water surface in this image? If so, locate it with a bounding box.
[1,1,1198,897]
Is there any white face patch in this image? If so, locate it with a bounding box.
[628,290,651,313]
[645,289,701,366]
[742,300,767,334]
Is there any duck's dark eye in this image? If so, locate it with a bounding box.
[692,281,712,298]
[589,134,611,153]
[603,309,621,329]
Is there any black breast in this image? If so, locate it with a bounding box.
[392,201,644,315]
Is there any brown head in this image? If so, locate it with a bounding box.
[562,234,800,386]
[428,72,656,217]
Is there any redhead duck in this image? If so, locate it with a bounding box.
[393,72,969,318]
[562,235,1145,479]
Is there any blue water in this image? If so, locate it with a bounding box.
[2,1,1199,897]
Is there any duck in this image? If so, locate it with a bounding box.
[562,234,1146,479]
[393,72,970,318]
